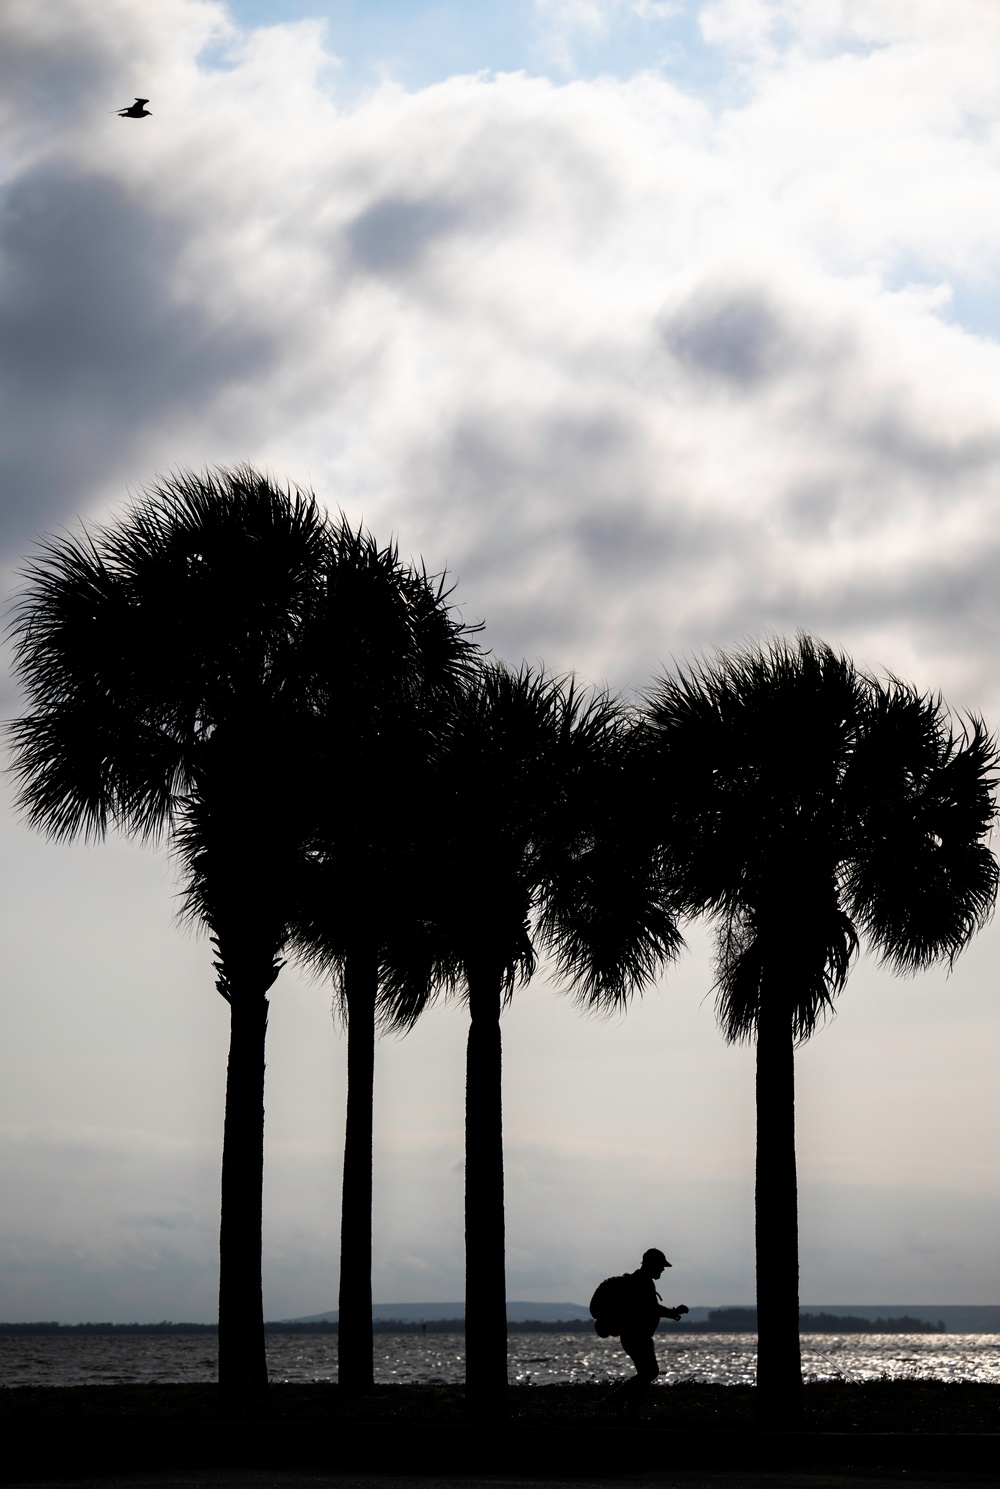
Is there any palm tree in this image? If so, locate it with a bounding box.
[395,664,680,1420]
[8,466,472,1414]
[641,635,997,1421]
[287,553,478,1395]
[9,467,332,1415]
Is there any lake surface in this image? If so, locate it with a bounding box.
[2,1332,1000,1388]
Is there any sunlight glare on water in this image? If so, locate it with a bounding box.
[2,1332,1000,1387]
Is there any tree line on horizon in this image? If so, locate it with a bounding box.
[0,1308,947,1336]
[8,466,997,1425]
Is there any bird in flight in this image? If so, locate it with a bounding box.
[116,98,151,118]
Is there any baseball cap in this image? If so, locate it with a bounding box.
[643,1247,671,1268]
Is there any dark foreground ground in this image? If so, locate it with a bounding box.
[1,1381,998,1433]
[3,1385,998,1486]
[7,1471,1000,1489]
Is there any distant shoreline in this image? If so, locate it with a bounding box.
[0,1309,956,1336]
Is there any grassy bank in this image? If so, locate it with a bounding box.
[0,1380,997,1432]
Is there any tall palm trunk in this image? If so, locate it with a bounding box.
[218,983,270,1417]
[755,993,802,1423]
[338,946,378,1394]
[464,959,508,1421]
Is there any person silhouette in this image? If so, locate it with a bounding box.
[616,1247,688,1411]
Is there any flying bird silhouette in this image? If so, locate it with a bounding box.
[116,98,151,118]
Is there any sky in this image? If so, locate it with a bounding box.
[1,0,1000,1322]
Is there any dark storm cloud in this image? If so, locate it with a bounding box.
[0,166,276,551]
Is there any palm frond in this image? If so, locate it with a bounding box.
[713,897,858,1045]
[8,465,331,844]
[538,704,684,1009]
[638,633,990,1046]
[845,689,999,972]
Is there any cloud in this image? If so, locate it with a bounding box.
[347,195,467,274]
[2,0,1000,724]
[663,285,800,385]
[0,1123,219,1319]
[700,0,1000,59]
[0,0,229,148]
[0,166,276,545]
[533,0,681,73]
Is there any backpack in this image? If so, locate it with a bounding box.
[589,1274,638,1338]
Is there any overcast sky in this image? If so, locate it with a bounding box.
[1,0,1000,1323]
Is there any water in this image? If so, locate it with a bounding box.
[2,1332,1000,1388]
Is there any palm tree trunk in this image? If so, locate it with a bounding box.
[464,960,508,1421]
[755,994,803,1423]
[218,986,270,1418]
[338,946,378,1395]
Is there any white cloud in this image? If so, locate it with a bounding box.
[3,0,1000,711]
[529,1,682,75]
[700,0,1000,60]
[535,0,680,39]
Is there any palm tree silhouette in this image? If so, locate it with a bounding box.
[287,546,478,1395]
[6,470,473,1411]
[9,467,333,1414]
[399,664,680,1419]
[642,636,997,1421]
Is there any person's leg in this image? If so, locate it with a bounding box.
[617,1332,659,1412]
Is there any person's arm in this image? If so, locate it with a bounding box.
[658,1304,690,1321]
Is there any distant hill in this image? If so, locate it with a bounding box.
[280,1302,1000,1333]
[6,1302,999,1335]
[282,1301,594,1325]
